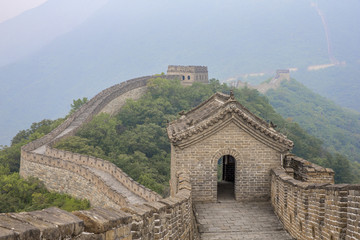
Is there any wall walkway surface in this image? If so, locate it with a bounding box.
[195,201,293,240]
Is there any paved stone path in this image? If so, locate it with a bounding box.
[195,201,293,240]
[31,101,148,205]
[85,167,146,204]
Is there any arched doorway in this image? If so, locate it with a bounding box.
[217,155,235,201]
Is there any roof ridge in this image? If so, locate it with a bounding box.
[167,93,293,150]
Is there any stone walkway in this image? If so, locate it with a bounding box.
[195,182,293,240]
[195,201,293,240]
[85,167,146,204]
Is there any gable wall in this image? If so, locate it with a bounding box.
[171,122,282,202]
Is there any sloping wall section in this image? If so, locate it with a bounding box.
[0,172,198,240]
[20,75,168,207]
[12,74,199,239]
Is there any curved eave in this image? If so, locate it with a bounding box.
[168,104,293,152]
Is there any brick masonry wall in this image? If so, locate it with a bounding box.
[0,173,198,240]
[172,121,282,202]
[284,155,334,184]
[44,146,161,202]
[20,75,179,208]
[20,150,129,208]
[271,167,360,240]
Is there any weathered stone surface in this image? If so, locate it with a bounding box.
[74,232,104,240]
[73,208,131,234]
[0,215,40,240]
[195,201,293,240]
[0,227,16,240]
[28,207,83,237]
[9,212,60,240]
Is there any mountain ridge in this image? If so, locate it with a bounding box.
[0,0,359,145]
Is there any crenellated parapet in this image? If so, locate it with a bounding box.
[0,172,198,240]
[271,156,360,240]
[44,146,161,202]
[283,154,334,183]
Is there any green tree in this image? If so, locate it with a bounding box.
[69,97,88,115]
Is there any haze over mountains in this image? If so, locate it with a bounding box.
[0,0,359,145]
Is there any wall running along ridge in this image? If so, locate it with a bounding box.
[20,75,169,206]
[7,74,199,239]
[2,70,360,239]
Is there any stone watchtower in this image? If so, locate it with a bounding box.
[167,65,208,86]
[274,69,290,81]
[167,92,293,202]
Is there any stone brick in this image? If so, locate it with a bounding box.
[0,215,40,240]
[73,208,131,234]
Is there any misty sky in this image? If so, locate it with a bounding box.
[0,0,47,23]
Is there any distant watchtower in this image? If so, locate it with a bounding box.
[167,65,208,86]
[274,69,290,81]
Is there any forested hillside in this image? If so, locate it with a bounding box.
[53,78,359,196]
[266,79,360,164]
[0,108,90,213]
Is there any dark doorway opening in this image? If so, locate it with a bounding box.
[217,155,235,201]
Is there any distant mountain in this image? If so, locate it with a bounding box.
[265,79,360,164]
[0,0,359,145]
[0,0,108,67]
[291,63,360,112]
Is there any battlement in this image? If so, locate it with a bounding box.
[167,65,208,86]
[167,65,208,73]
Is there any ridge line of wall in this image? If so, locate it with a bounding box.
[20,74,180,206]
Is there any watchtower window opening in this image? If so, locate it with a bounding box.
[217,155,235,201]
[182,76,185,80]
[188,75,190,80]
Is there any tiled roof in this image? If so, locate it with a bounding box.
[167,92,293,150]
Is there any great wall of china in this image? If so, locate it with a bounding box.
[0,66,360,239]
